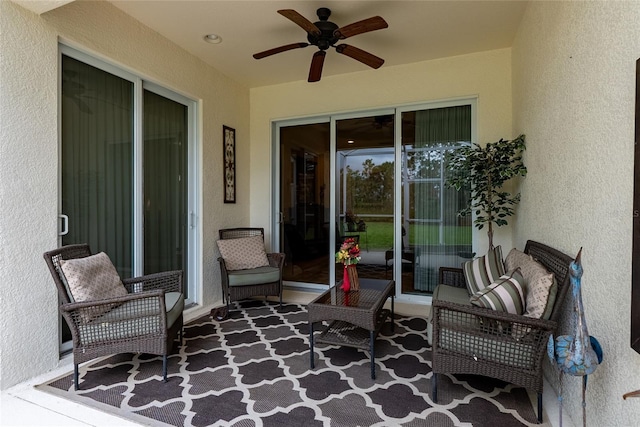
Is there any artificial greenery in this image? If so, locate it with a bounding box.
[445,134,527,250]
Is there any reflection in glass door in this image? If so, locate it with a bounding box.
[279,123,330,284]
[335,115,396,284]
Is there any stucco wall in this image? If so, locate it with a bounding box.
[0,0,249,389]
[513,2,640,425]
[250,48,515,253]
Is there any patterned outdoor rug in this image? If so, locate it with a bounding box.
[37,301,547,427]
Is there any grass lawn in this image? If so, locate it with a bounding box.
[355,221,471,250]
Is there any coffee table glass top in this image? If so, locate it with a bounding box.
[310,278,394,309]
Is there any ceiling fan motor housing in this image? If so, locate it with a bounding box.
[308,7,339,50]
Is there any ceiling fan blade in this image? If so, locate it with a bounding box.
[278,9,321,36]
[334,16,388,39]
[335,44,384,69]
[253,43,309,59]
[308,51,326,82]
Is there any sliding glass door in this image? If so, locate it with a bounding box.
[274,101,474,301]
[61,55,134,277]
[278,121,331,285]
[60,47,198,350]
[334,114,395,284]
[143,90,189,277]
[398,104,473,296]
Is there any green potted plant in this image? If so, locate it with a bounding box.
[445,134,527,250]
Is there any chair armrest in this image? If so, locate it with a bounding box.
[123,270,183,294]
[60,288,164,312]
[59,289,167,335]
[438,267,467,288]
[267,252,286,269]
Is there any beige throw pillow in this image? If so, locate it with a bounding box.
[505,248,556,320]
[217,235,270,271]
[60,252,128,322]
[504,248,531,273]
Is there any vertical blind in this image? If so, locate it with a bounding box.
[143,90,188,277]
[61,55,189,285]
[61,55,134,276]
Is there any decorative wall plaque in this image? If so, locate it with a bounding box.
[223,125,236,204]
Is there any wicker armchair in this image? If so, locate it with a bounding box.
[43,244,184,390]
[430,241,573,423]
[218,228,285,309]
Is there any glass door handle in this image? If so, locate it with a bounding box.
[58,214,69,236]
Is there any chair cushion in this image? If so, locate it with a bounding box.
[470,270,525,315]
[463,246,505,294]
[427,284,471,344]
[433,283,473,306]
[78,292,184,345]
[228,266,280,287]
[217,235,270,270]
[505,248,557,320]
[165,292,185,328]
[60,252,127,322]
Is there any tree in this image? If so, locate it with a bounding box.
[445,134,527,250]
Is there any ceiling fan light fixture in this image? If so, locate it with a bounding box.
[204,34,222,44]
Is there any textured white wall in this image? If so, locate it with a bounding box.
[513,2,640,425]
[1,0,60,392]
[1,0,250,389]
[250,48,515,253]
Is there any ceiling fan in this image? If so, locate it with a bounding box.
[253,8,388,83]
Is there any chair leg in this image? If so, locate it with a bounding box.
[537,392,543,423]
[74,363,79,391]
[432,372,438,403]
[163,355,168,383]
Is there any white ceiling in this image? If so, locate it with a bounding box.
[29,0,529,88]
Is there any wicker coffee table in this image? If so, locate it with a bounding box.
[308,278,395,379]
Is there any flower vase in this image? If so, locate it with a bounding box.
[347,264,359,291]
[341,264,351,292]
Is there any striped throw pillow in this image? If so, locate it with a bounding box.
[470,269,525,315]
[463,246,505,294]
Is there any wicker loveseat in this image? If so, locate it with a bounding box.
[429,240,574,423]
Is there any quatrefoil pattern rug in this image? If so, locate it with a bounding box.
[38,301,546,426]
